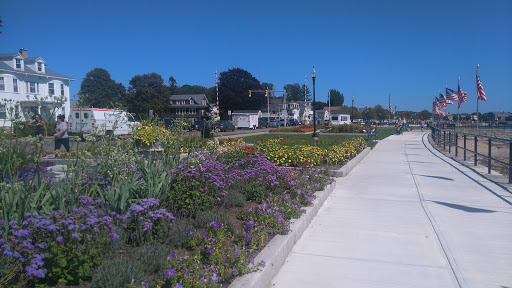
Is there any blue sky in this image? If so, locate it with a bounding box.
[1,0,511,113]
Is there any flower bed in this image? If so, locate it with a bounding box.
[269,124,315,133]
[323,123,371,133]
[255,136,367,167]
[0,134,331,287]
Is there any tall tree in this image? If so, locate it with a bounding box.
[79,68,127,108]
[416,109,432,120]
[329,89,344,106]
[178,85,208,95]
[168,76,178,95]
[218,68,263,118]
[312,101,327,111]
[374,104,390,120]
[300,84,312,102]
[283,83,302,102]
[127,73,170,117]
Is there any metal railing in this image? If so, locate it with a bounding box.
[431,125,512,184]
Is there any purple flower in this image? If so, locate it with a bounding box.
[202,231,208,238]
[72,232,80,239]
[165,268,175,279]
[233,267,237,276]
[233,245,240,257]
[250,257,255,265]
[246,221,254,230]
[174,283,183,288]
[210,222,222,229]
[208,247,215,254]
[188,231,194,237]
[208,238,217,243]
[245,233,253,240]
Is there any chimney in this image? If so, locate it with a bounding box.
[19,48,28,58]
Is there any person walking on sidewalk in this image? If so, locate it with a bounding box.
[29,114,47,156]
[54,115,70,152]
[420,120,425,132]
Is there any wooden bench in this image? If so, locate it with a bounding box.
[367,128,378,140]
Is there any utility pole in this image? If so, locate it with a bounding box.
[351,96,354,122]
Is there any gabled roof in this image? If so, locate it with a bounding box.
[24,57,45,63]
[0,52,73,80]
[170,94,208,104]
[330,109,349,115]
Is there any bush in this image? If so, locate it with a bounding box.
[225,192,246,208]
[135,242,171,274]
[195,210,228,228]
[90,257,146,288]
[167,224,196,248]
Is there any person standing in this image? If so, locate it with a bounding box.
[54,115,70,152]
[420,120,425,132]
[29,114,47,156]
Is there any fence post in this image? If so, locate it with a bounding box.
[455,133,458,157]
[509,142,512,184]
[488,138,491,174]
[474,136,478,166]
[448,131,451,153]
[464,134,467,161]
[443,131,446,150]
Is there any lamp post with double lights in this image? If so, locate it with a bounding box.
[311,66,318,140]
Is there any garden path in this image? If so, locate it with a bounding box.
[271,131,512,288]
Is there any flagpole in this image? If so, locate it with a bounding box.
[476,64,480,135]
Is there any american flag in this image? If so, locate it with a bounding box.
[438,92,447,109]
[476,65,487,102]
[457,78,467,109]
[445,87,458,101]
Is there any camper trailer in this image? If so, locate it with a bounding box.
[68,108,138,136]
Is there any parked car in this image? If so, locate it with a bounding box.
[268,120,280,128]
[214,120,235,132]
[288,119,300,126]
[191,120,210,131]
[258,118,269,128]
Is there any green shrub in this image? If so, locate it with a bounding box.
[90,257,146,288]
[135,243,171,274]
[194,210,228,228]
[167,225,195,248]
[243,182,267,202]
[225,192,246,208]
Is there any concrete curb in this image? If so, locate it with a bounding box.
[229,181,337,288]
[230,146,372,287]
[329,147,372,177]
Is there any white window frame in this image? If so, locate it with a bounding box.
[37,62,43,72]
[13,79,18,92]
[0,104,6,119]
[48,83,55,95]
[0,77,4,91]
[15,59,22,69]
[60,84,64,96]
[29,82,36,93]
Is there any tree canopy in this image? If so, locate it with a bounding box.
[329,89,344,106]
[283,83,311,102]
[127,73,171,117]
[218,68,264,118]
[79,68,127,108]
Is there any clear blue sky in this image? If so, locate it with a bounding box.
[2,0,511,113]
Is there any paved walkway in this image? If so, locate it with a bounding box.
[271,132,512,288]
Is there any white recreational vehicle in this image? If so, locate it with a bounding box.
[68,108,139,136]
[231,110,261,129]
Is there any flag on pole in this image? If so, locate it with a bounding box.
[445,87,458,101]
[438,92,447,109]
[476,65,487,102]
[457,78,467,109]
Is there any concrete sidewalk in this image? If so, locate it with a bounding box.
[271,132,512,288]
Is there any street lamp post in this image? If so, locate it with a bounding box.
[311,66,318,140]
[351,96,354,122]
[394,104,397,119]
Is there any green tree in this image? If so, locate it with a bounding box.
[312,101,327,111]
[374,105,390,120]
[283,83,302,102]
[416,109,432,120]
[168,76,178,95]
[79,68,127,108]
[329,89,344,106]
[300,84,312,102]
[127,73,171,117]
[218,68,264,118]
[178,85,208,95]
[261,82,274,97]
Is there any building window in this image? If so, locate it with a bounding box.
[16,59,22,69]
[75,113,80,119]
[0,105,6,119]
[188,108,196,114]
[15,105,20,119]
[37,62,43,72]
[60,84,64,96]
[176,108,186,115]
[13,79,18,92]
[30,82,36,93]
[83,113,89,119]
[48,83,55,95]
[0,77,4,91]
[189,100,193,104]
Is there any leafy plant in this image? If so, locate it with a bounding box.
[194,210,228,228]
[135,242,171,274]
[225,192,246,208]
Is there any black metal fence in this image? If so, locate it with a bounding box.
[431,125,512,184]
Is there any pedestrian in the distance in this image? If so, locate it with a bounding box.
[29,114,47,156]
[54,114,70,152]
[420,120,425,132]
